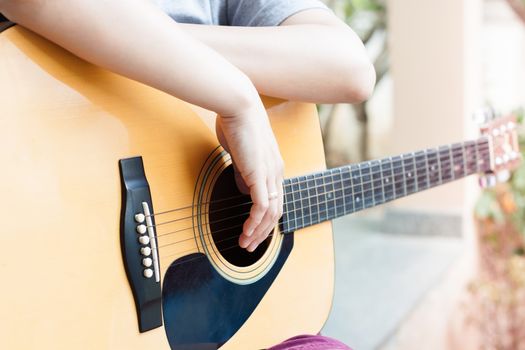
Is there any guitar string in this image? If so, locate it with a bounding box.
[146,140,489,219]
[153,158,487,242]
[157,152,489,266]
[156,159,488,253]
[148,145,490,227]
[150,193,247,217]
[154,142,497,269]
[149,146,490,232]
[159,229,279,264]
[156,155,493,268]
[152,151,491,242]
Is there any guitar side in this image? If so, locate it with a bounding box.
[0,26,334,349]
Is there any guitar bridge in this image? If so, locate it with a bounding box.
[119,156,162,332]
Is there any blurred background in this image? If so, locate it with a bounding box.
[319,0,525,349]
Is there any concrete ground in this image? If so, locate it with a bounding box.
[321,214,463,350]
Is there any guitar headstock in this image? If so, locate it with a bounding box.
[478,112,521,187]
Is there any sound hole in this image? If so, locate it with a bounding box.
[208,165,271,267]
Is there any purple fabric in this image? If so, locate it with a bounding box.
[268,335,352,350]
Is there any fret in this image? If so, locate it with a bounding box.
[402,153,416,194]
[291,177,303,230]
[450,143,464,180]
[299,176,311,228]
[415,151,429,190]
[439,145,453,183]
[448,146,454,180]
[371,160,384,205]
[381,158,395,202]
[436,148,443,185]
[477,139,491,172]
[351,164,364,212]
[412,152,419,193]
[315,173,328,222]
[306,174,318,226]
[474,141,481,173]
[342,166,353,214]
[461,143,467,177]
[392,156,404,199]
[426,149,440,187]
[333,168,345,218]
[324,170,336,220]
[401,155,408,197]
[360,162,374,208]
[283,179,295,232]
[464,141,478,176]
[475,139,490,173]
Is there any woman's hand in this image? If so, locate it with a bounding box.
[216,102,284,252]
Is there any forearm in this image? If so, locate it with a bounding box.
[180,17,375,103]
[0,0,259,116]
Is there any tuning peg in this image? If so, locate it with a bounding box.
[472,107,496,125]
[479,173,497,188]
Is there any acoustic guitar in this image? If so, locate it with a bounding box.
[0,24,520,350]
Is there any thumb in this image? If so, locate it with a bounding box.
[216,116,249,194]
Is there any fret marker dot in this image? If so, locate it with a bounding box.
[407,172,412,178]
[431,165,437,171]
[356,197,360,202]
[327,193,332,199]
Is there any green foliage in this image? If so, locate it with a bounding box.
[334,0,386,23]
[475,190,505,224]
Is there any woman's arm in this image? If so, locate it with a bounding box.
[0,0,256,115]
[0,0,284,252]
[180,9,376,103]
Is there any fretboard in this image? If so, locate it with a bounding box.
[280,137,491,233]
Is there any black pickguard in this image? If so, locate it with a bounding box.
[162,233,293,350]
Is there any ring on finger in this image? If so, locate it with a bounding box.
[268,191,279,200]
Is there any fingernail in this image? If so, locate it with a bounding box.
[246,229,254,237]
[239,238,249,248]
[247,242,257,252]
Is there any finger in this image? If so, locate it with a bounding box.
[245,178,281,252]
[246,208,276,252]
[239,176,269,248]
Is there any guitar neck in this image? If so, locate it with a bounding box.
[280,137,491,233]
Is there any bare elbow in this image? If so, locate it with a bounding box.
[327,28,376,104]
[343,59,376,103]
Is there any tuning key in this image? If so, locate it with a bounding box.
[473,107,496,125]
[479,173,497,188]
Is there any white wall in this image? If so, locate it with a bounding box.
[386,0,483,214]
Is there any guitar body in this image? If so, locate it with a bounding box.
[0,26,334,349]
